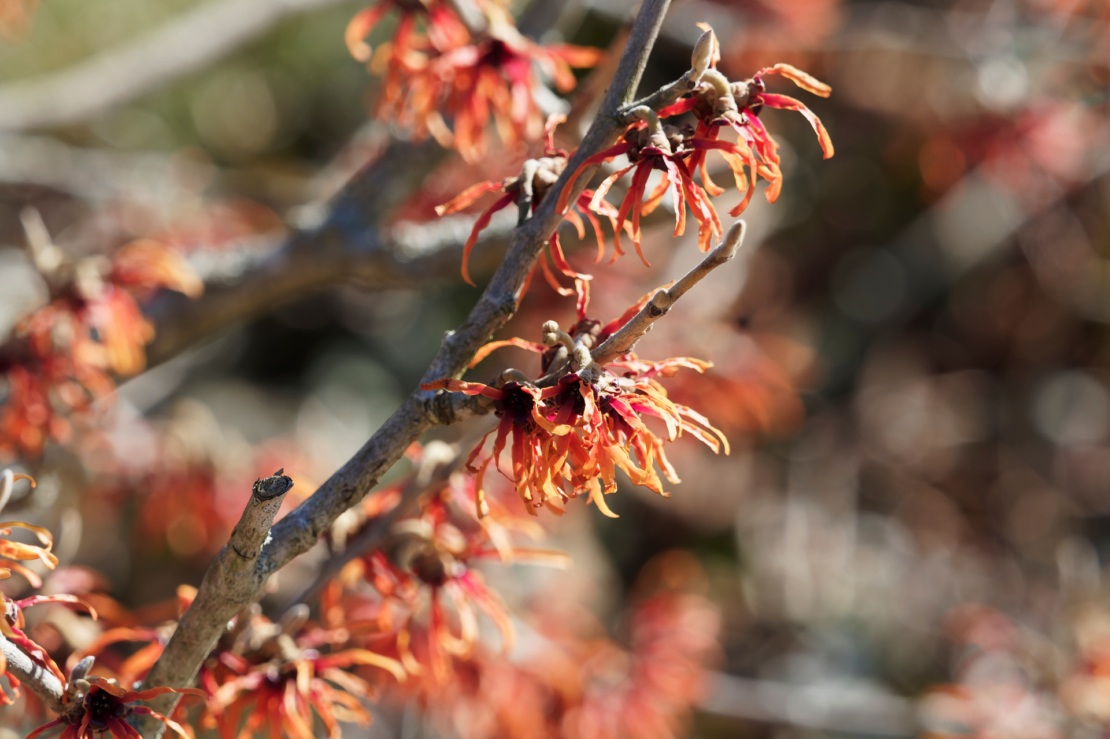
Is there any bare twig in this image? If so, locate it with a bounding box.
[592,220,746,365]
[135,470,292,736]
[699,672,918,737]
[136,2,673,734]
[0,634,67,715]
[143,137,450,364]
[0,0,347,132]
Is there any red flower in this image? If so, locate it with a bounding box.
[26,676,204,739]
[345,0,469,65]
[664,30,833,209]
[0,241,202,459]
[554,26,834,263]
[436,116,626,294]
[557,109,725,263]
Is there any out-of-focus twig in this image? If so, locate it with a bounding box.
[699,672,919,737]
[0,0,348,132]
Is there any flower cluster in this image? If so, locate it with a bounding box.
[321,464,566,682]
[23,580,406,739]
[423,292,729,518]
[437,25,833,286]
[197,607,404,739]
[346,1,603,160]
[556,28,833,262]
[0,470,81,705]
[394,550,721,739]
[0,240,201,461]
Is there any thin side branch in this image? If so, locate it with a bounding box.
[699,672,918,737]
[136,470,292,735]
[1,634,67,715]
[136,2,673,734]
[618,27,715,123]
[592,220,746,365]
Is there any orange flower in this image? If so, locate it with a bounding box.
[422,301,729,518]
[394,553,722,739]
[381,21,602,161]
[345,0,469,65]
[26,675,204,739]
[323,483,566,689]
[210,645,404,739]
[332,512,514,678]
[0,470,56,575]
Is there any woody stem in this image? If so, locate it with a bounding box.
[592,220,748,366]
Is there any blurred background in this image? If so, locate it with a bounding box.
[2,0,1110,737]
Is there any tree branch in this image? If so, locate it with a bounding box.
[135,470,292,736]
[0,0,347,132]
[143,137,450,365]
[699,672,918,737]
[1,634,67,715]
[135,2,673,734]
[593,220,746,365]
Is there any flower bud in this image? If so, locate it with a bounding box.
[691,28,716,77]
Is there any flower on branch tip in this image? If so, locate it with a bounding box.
[661,26,833,208]
[554,24,834,264]
[26,675,204,739]
[421,303,729,518]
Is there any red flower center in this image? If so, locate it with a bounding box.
[85,688,126,730]
[494,384,536,427]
